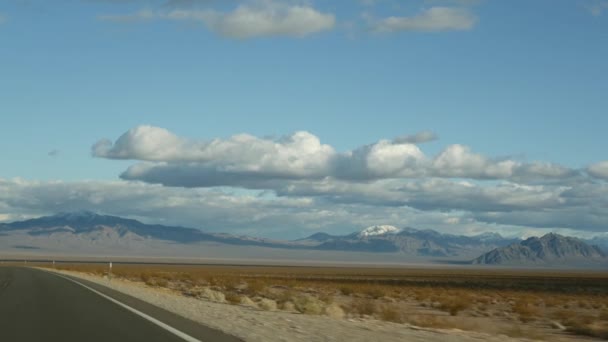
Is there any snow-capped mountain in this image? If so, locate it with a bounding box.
[306,226,520,257]
[0,213,530,260]
[358,225,402,238]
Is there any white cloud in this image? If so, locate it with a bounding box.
[432,144,511,178]
[588,161,608,180]
[0,178,318,235]
[94,125,577,187]
[99,1,336,38]
[2,177,606,235]
[276,178,570,213]
[199,1,336,39]
[87,126,608,234]
[95,126,335,180]
[372,6,477,33]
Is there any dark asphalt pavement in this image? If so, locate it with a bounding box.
[0,267,242,342]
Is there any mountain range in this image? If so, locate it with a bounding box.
[473,233,607,265]
[0,211,606,266]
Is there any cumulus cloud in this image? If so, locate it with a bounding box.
[85,126,608,234]
[372,6,477,33]
[99,1,335,38]
[93,125,576,187]
[197,1,335,38]
[588,161,608,180]
[275,178,608,232]
[275,178,570,213]
[94,126,335,180]
[432,145,576,181]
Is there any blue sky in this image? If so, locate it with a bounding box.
[1,0,608,238]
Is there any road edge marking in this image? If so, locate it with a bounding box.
[42,269,203,342]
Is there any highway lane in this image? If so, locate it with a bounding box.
[0,267,241,342]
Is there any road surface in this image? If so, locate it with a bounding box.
[0,267,242,342]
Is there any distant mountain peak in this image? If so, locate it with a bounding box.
[301,232,335,241]
[473,233,606,265]
[359,225,402,238]
[52,210,102,220]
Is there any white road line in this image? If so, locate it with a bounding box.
[46,270,203,342]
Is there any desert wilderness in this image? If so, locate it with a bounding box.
[1,0,608,341]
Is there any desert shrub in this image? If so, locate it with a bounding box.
[476,297,491,305]
[176,272,194,283]
[257,298,278,311]
[155,278,169,287]
[578,300,591,309]
[280,301,296,311]
[349,299,377,316]
[437,296,471,316]
[225,292,241,304]
[550,309,575,322]
[318,292,334,304]
[245,279,266,295]
[566,323,608,339]
[240,296,257,308]
[339,286,354,296]
[542,296,562,308]
[270,289,297,306]
[293,295,325,315]
[407,315,445,329]
[364,286,386,299]
[380,305,403,323]
[139,271,152,283]
[324,303,345,319]
[512,300,541,322]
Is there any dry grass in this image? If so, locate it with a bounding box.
[225,292,241,305]
[31,262,608,341]
[380,305,404,323]
[436,294,472,316]
[349,298,377,316]
[512,300,541,322]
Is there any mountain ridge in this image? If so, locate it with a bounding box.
[472,233,607,265]
[1,212,604,264]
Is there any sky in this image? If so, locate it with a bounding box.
[1,0,608,239]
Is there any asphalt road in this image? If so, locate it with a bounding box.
[0,267,242,342]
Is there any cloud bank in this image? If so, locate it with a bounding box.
[99,1,335,38]
[588,161,608,180]
[372,7,477,33]
[80,125,608,235]
[93,125,575,187]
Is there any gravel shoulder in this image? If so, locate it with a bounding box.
[44,268,536,342]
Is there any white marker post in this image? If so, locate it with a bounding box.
[53,260,56,268]
[109,261,113,281]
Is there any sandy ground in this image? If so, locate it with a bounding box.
[41,268,542,342]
